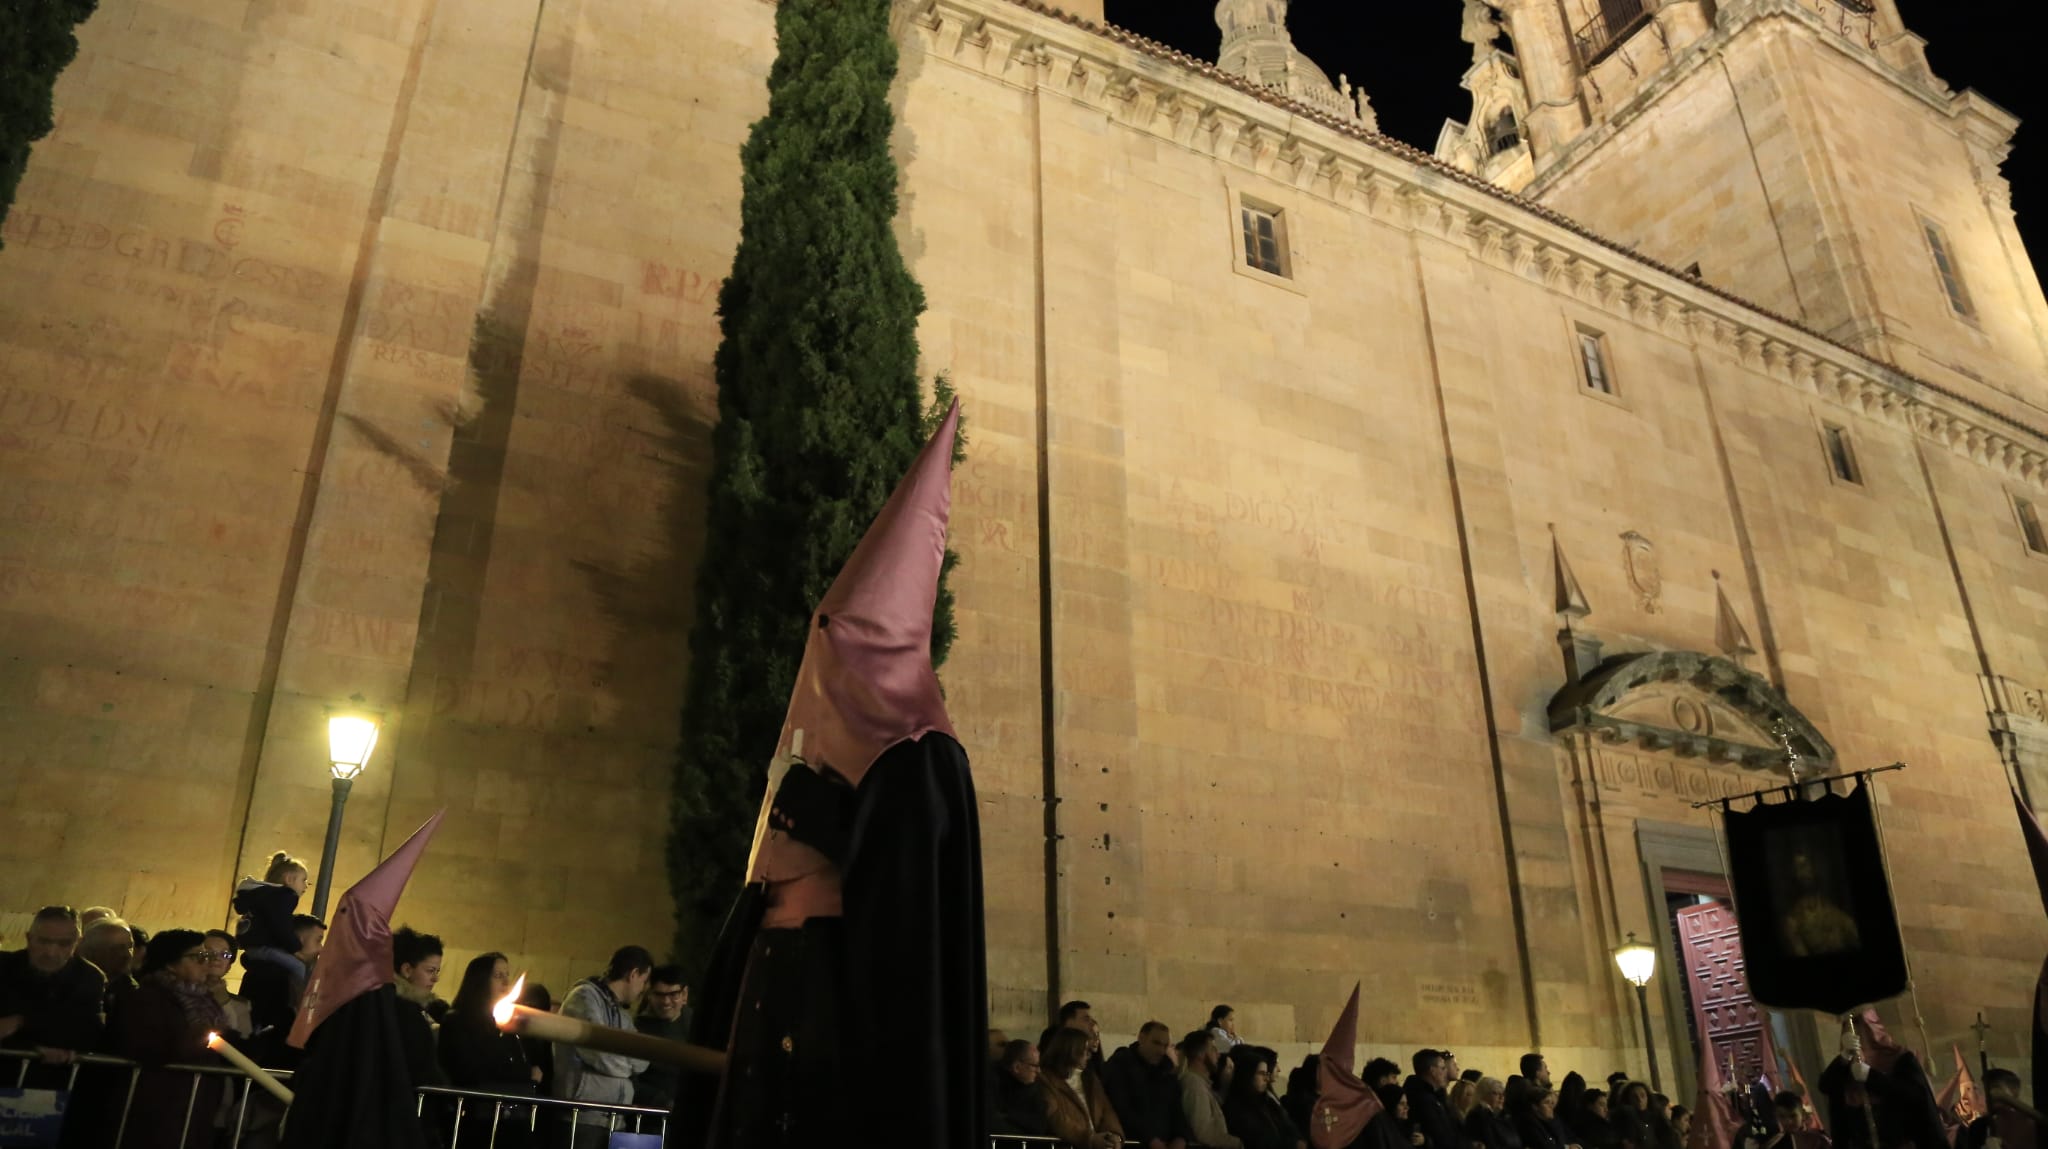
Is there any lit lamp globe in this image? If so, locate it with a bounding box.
[327,711,381,779]
[1613,932,1657,987]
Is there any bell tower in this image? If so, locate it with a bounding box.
[1469,0,2048,412]
[1212,0,1375,126]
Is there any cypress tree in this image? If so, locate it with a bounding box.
[0,0,97,248]
[668,0,959,972]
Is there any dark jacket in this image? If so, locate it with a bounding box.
[1224,1089,1303,1149]
[233,879,302,953]
[438,1007,532,1092]
[1105,1043,1195,1143]
[993,1067,1052,1136]
[1571,1112,1622,1149]
[1520,1110,1571,1149]
[1469,1105,1526,1149]
[1817,1056,1939,1149]
[0,950,105,1055]
[110,977,223,1149]
[631,1012,689,1110]
[394,980,448,1088]
[1408,1076,1466,1149]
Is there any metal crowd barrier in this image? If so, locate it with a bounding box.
[5,1049,1146,1149]
[2,1047,668,1148]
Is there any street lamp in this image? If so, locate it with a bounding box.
[1614,931,1662,1092]
[310,705,383,920]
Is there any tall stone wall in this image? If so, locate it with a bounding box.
[1,0,2045,1089]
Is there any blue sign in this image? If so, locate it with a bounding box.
[0,1089,66,1148]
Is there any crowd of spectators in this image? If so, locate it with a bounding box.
[1,850,691,1148]
[986,1003,2031,1149]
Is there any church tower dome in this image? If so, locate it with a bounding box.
[1213,0,1374,127]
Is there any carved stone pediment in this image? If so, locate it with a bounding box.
[1550,650,1834,772]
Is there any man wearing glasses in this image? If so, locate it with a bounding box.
[633,967,693,1110]
[0,905,107,1085]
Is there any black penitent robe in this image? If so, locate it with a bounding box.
[280,985,430,1149]
[677,732,989,1149]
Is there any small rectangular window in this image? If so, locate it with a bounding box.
[1821,423,1862,486]
[2018,496,2048,555]
[1241,204,1288,278]
[1920,215,1975,319]
[1576,326,1613,395]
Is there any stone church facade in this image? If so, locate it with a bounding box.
[2,0,2045,1090]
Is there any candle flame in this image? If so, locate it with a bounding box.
[205,1031,222,1048]
[493,973,526,1027]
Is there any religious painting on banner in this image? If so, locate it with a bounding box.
[1720,782,1908,1014]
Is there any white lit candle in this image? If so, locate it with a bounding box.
[492,976,725,1074]
[206,1032,295,1105]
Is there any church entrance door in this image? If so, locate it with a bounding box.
[1676,901,1780,1087]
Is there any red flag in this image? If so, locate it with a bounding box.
[288,811,444,1047]
[1688,1052,1740,1149]
[1312,983,1383,1149]
[1933,1043,1980,1141]
[1786,1059,1824,1132]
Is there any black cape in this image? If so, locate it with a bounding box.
[677,732,988,1149]
[280,984,430,1149]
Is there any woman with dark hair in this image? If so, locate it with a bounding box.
[1574,1089,1623,1149]
[439,951,537,1146]
[993,1038,1052,1136]
[1223,1045,1303,1149]
[1520,1087,1573,1149]
[1284,1054,1321,1137]
[110,929,229,1149]
[1649,1092,1683,1149]
[391,925,449,1089]
[1036,1026,1122,1149]
[1559,1072,1589,1127]
[1614,1082,1654,1149]
[1372,1081,1428,1149]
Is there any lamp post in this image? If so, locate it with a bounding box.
[310,706,382,920]
[1614,931,1662,1092]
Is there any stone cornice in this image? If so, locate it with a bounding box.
[901,0,2048,489]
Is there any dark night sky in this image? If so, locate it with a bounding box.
[1103,1,2048,265]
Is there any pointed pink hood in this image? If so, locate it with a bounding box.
[1312,983,1382,1149]
[288,811,444,1048]
[775,400,959,788]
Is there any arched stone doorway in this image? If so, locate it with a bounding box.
[1549,651,1832,1104]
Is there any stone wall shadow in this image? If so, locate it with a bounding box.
[571,373,715,739]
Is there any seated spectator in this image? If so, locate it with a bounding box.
[1510,1054,1554,1114]
[0,906,105,1085]
[1364,1058,1404,1090]
[200,930,253,1038]
[631,966,691,1111]
[1282,1054,1319,1139]
[243,913,324,1035]
[1572,1089,1621,1149]
[440,951,537,1148]
[556,946,653,1149]
[77,907,119,931]
[1221,1045,1301,1149]
[1649,1093,1681,1149]
[1756,1093,1829,1149]
[1613,1082,1653,1149]
[1038,1026,1122,1149]
[1179,1030,1242,1149]
[993,1038,1052,1137]
[1467,1077,1524,1149]
[1106,1021,1192,1149]
[1452,1080,1480,1125]
[391,926,449,1088]
[1964,1069,2033,1149]
[1208,1005,1242,1054]
[1520,1087,1573,1149]
[235,852,310,1000]
[1373,1083,1427,1149]
[1559,1073,1588,1127]
[518,980,557,1097]
[1408,1050,1464,1149]
[1669,1107,1691,1149]
[78,915,136,1021]
[110,929,228,1149]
